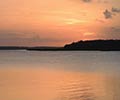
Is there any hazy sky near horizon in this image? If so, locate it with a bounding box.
[0,0,120,46]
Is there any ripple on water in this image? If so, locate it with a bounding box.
[56,73,100,100]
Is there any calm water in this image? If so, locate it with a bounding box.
[0,50,120,100]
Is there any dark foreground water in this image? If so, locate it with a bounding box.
[0,50,120,100]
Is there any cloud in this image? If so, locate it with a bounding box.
[110,27,120,32]
[70,0,92,3]
[103,9,112,19]
[112,7,120,13]
[72,0,109,3]
[0,31,66,46]
[97,0,109,3]
[103,7,120,19]
[96,19,105,23]
[82,0,107,3]
[82,0,92,2]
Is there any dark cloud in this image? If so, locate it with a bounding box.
[103,9,112,19]
[112,7,120,13]
[82,0,92,2]
[70,0,92,3]
[83,0,108,3]
[73,0,109,3]
[103,7,120,19]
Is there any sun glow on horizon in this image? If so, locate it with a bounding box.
[84,32,95,36]
[63,18,87,25]
[0,0,120,46]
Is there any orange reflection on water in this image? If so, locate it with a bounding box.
[0,68,120,100]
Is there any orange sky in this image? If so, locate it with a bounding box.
[0,0,120,46]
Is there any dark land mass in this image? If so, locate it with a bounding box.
[0,40,120,51]
[26,47,64,51]
[27,40,120,51]
[64,40,120,51]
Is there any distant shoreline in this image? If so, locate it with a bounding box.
[26,48,120,51]
[0,40,120,51]
[0,48,120,51]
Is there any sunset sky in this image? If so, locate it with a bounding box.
[0,0,120,46]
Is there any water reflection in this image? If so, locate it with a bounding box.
[104,75,120,100]
[56,71,105,100]
[0,68,120,100]
[59,84,95,100]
